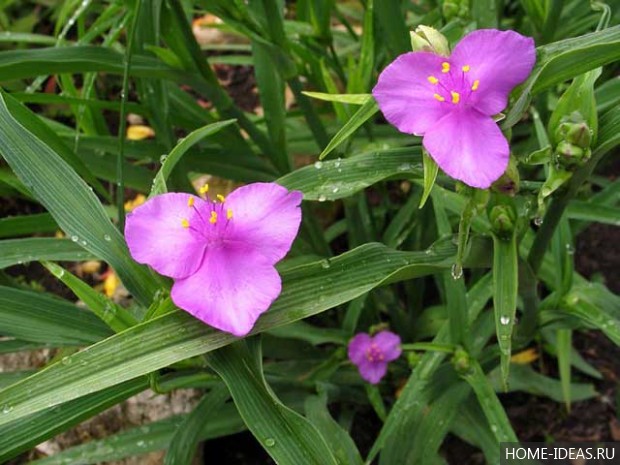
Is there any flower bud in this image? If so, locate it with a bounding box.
[451,347,473,375]
[491,156,520,196]
[489,204,517,239]
[410,25,450,56]
[554,140,591,169]
[442,0,469,20]
[556,119,592,149]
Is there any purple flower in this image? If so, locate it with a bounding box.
[125,182,302,337]
[348,331,402,384]
[373,29,535,189]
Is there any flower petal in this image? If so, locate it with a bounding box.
[225,183,302,264]
[373,52,452,135]
[125,193,207,279]
[450,29,535,115]
[348,333,372,366]
[373,331,402,362]
[423,109,509,189]
[170,247,281,337]
[357,360,388,384]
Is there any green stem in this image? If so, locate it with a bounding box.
[116,0,142,231]
[527,146,608,274]
[401,343,455,353]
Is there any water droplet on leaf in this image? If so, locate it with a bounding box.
[500,316,510,325]
[264,438,276,447]
[314,161,323,169]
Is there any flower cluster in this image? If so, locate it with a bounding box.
[125,182,302,337]
[373,29,535,189]
[348,331,402,384]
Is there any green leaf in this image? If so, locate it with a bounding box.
[150,119,237,196]
[0,378,148,463]
[0,92,160,305]
[305,394,364,465]
[209,339,338,465]
[0,286,112,345]
[488,364,597,403]
[566,201,620,225]
[318,98,379,160]
[0,213,57,238]
[420,151,438,208]
[557,329,573,411]
[164,386,229,465]
[461,359,518,443]
[492,233,519,389]
[0,241,455,426]
[302,92,372,105]
[279,147,422,201]
[42,261,137,333]
[0,238,96,269]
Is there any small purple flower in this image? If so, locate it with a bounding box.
[125,182,302,337]
[348,331,402,384]
[373,29,536,189]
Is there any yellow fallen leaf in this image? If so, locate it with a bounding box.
[126,125,155,140]
[103,270,119,298]
[124,194,146,212]
[511,348,539,364]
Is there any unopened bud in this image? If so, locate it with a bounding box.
[556,120,592,149]
[554,140,591,169]
[407,352,422,368]
[442,0,469,20]
[491,157,520,196]
[451,347,472,375]
[410,26,450,56]
[489,204,517,239]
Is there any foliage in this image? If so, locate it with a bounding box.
[0,0,619,463]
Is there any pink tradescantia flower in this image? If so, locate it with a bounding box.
[348,331,402,384]
[373,29,536,189]
[125,182,302,337]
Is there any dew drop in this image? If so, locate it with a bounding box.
[103,234,111,242]
[397,163,413,172]
[320,259,330,269]
[71,235,78,242]
[61,356,72,365]
[334,158,342,168]
[80,240,87,246]
[159,155,167,163]
[264,438,276,447]
[450,263,463,280]
[314,161,323,169]
[136,440,146,447]
[500,316,510,326]
[533,217,543,226]
[317,195,327,202]
[332,187,339,194]
[1,404,13,414]
[565,243,574,255]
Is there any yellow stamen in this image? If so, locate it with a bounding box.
[441,62,450,73]
[461,65,470,72]
[216,194,226,202]
[187,196,195,207]
[427,75,439,85]
[209,211,218,224]
[433,93,445,102]
[226,209,233,220]
[451,91,460,104]
[471,80,480,91]
[181,219,190,228]
[199,184,209,194]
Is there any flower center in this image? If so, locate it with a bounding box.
[365,343,385,363]
[179,184,233,233]
[427,62,479,107]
